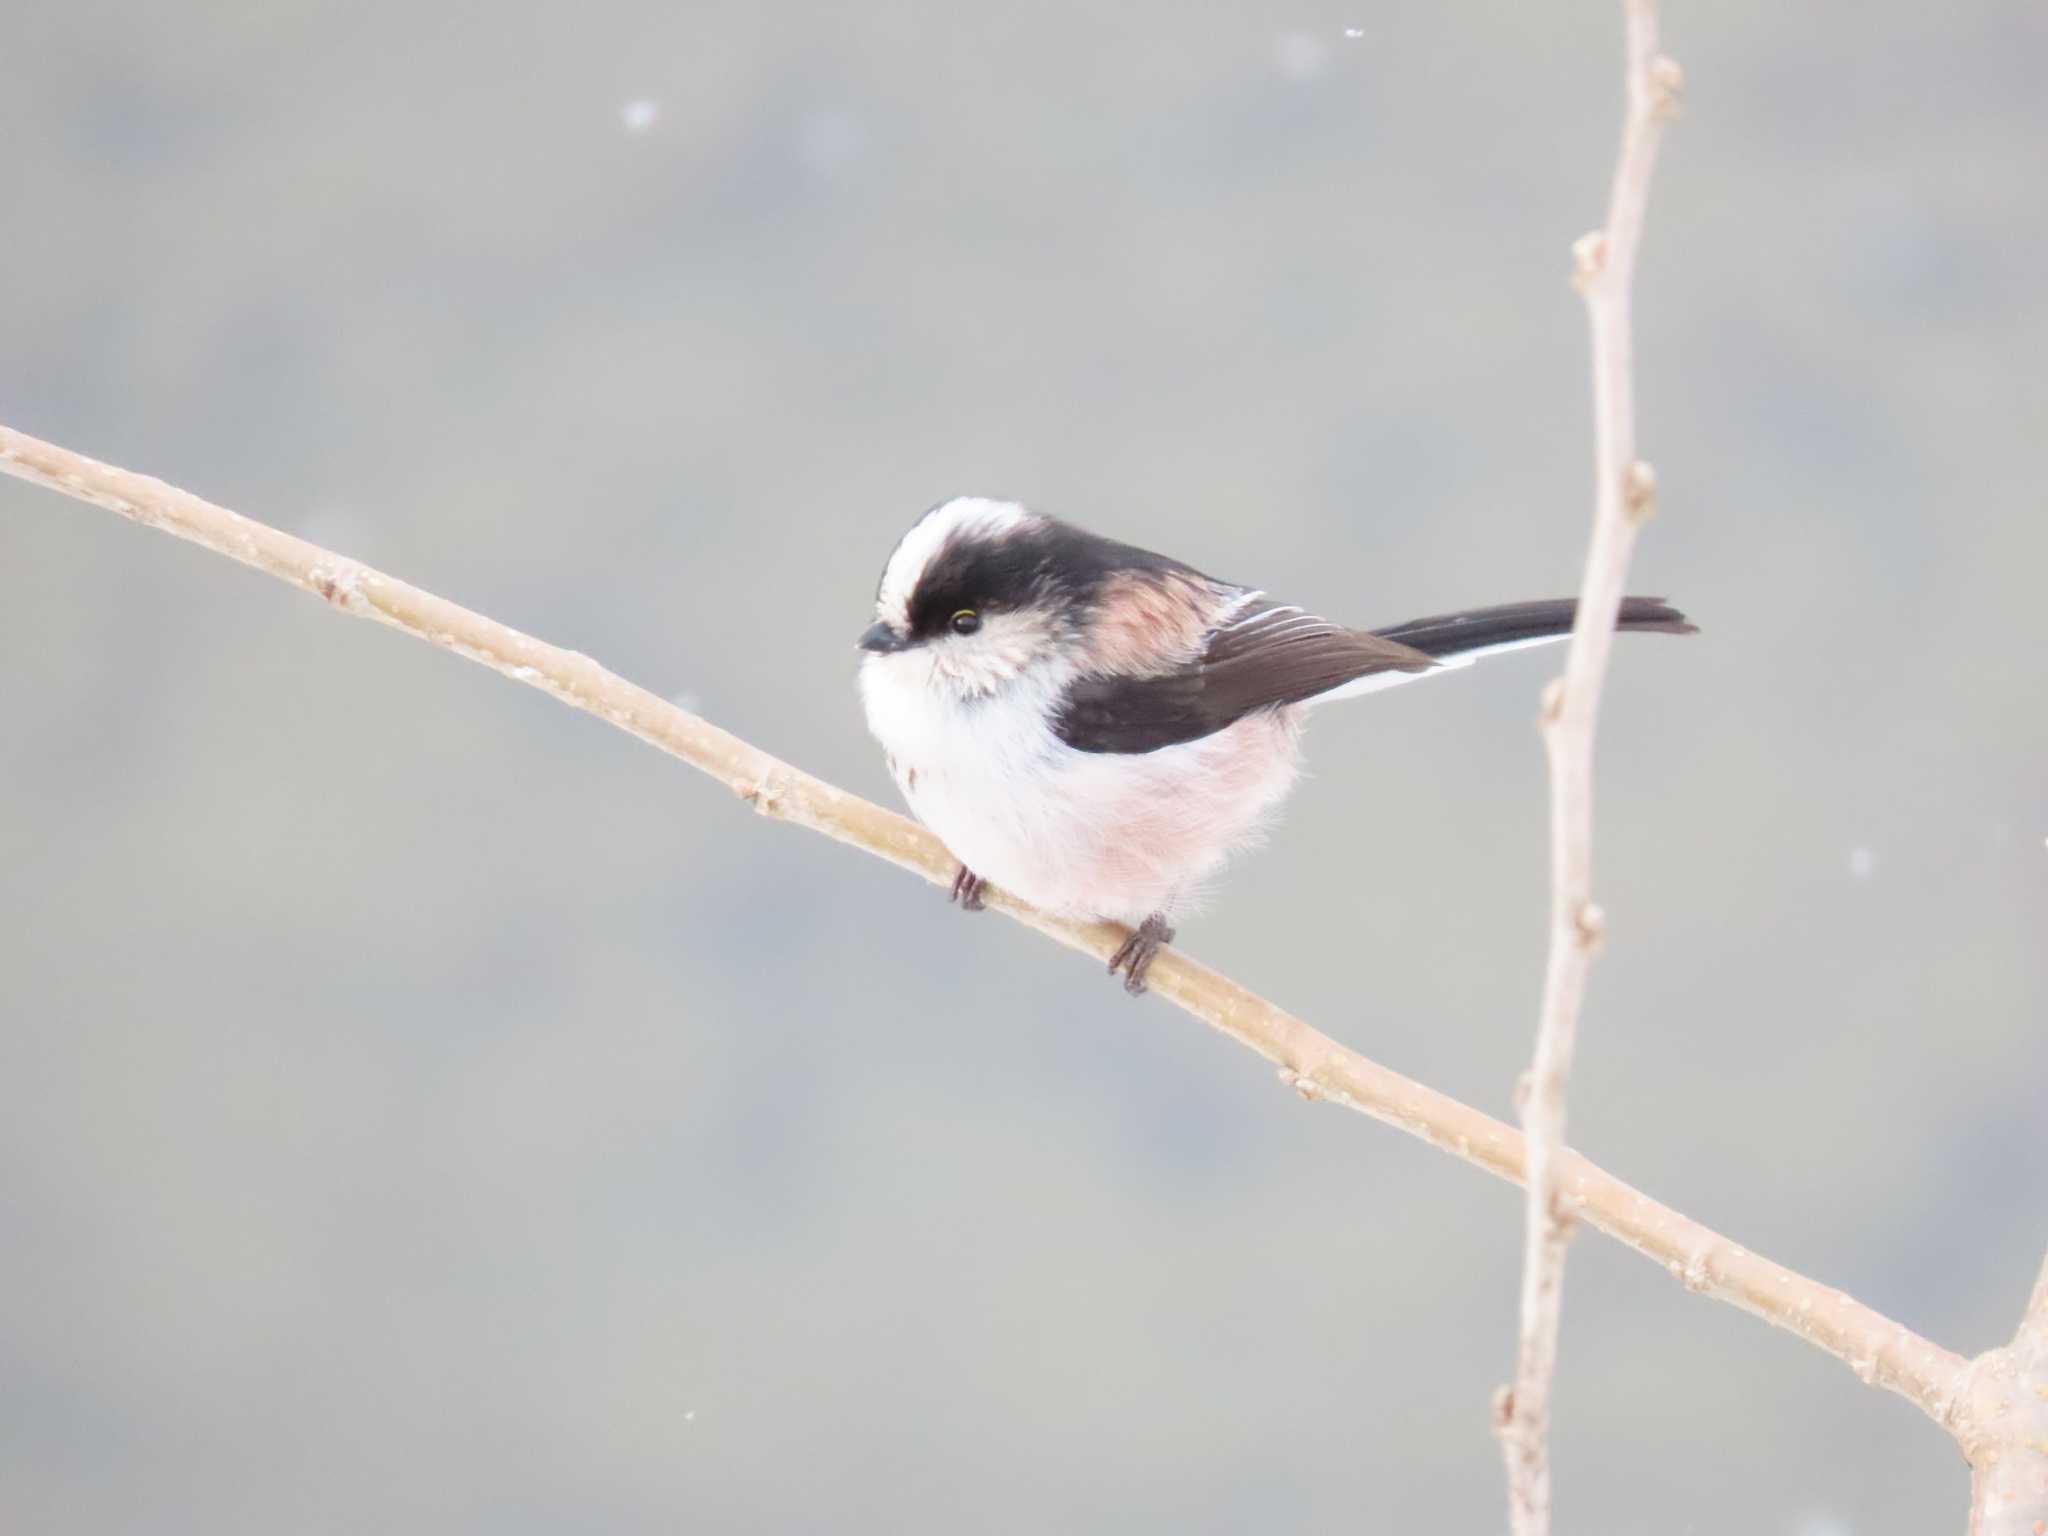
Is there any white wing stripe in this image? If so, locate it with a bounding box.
[1252,622,1340,644]
[1305,631,1572,705]
[1221,602,1305,631]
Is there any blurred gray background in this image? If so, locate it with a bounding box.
[3,2,2043,1530]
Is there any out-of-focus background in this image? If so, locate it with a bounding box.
[3,2,2042,1530]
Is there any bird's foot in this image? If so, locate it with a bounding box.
[1107,914,1175,996]
[949,865,989,911]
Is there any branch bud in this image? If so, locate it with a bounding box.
[1276,1067,1325,1102]
[1623,460,1658,524]
[1570,230,1608,293]
[1572,901,1607,951]
[1648,55,1685,121]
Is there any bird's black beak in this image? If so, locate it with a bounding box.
[858,622,910,655]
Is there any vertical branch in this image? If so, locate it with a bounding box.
[1496,5,1683,1532]
[1963,1246,2048,1535]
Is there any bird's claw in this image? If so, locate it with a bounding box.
[949,865,988,910]
[1107,914,1174,995]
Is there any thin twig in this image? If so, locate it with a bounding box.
[0,420,1971,1434]
[1499,6,1684,1531]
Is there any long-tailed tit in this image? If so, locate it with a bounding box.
[858,497,1694,993]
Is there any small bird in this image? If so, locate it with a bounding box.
[858,497,1694,994]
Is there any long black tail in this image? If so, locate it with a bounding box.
[1373,597,1695,660]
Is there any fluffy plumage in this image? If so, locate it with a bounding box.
[858,497,1694,990]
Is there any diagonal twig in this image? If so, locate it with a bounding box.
[1,420,1970,1438]
[1497,5,1685,1531]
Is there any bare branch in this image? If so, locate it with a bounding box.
[1499,5,1684,1530]
[0,420,1972,1438]
[1961,1247,2048,1535]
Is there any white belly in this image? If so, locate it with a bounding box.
[861,659,1303,923]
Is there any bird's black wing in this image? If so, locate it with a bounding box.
[1053,598,1436,754]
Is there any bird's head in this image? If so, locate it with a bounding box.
[859,497,1083,701]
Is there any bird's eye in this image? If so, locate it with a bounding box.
[949,609,982,636]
